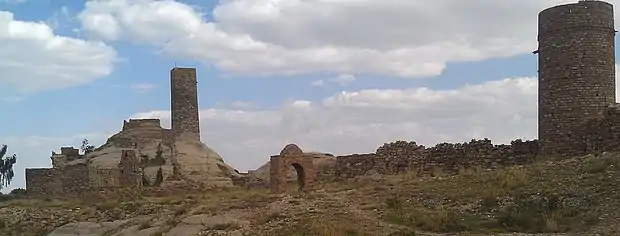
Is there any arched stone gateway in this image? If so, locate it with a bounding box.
[270,144,316,194]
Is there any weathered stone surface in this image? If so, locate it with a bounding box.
[171,67,201,142]
[269,144,317,193]
[247,151,335,187]
[537,0,616,157]
[48,220,129,236]
[335,139,540,179]
[25,67,241,198]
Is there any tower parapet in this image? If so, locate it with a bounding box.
[170,67,201,141]
[537,0,616,156]
[122,119,162,131]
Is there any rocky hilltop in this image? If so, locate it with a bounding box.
[55,119,240,189]
[3,153,620,236]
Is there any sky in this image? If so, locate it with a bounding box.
[1,0,620,192]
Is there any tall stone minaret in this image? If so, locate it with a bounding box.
[170,67,201,141]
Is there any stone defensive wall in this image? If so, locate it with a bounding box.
[122,119,163,131]
[25,150,143,198]
[25,163,91,198]
[334,139,540,180]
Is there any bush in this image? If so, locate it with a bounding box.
[9,188,26,195]
[496,192,597,233]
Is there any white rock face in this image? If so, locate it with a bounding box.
[75,120,241,187]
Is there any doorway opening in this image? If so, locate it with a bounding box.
[292,163,306,192]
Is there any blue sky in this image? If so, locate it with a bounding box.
[0,0,614,191]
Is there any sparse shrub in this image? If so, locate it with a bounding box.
[283,216,365,236]
[0,193,13,202]
[430,167,444,177]
[154,167,164,186]
[495,192,597,233]
[95,201,118,211]
[481,188,500,209]
[9,188,26,196]
[585,155,619,174]
[483,167,528,191]
[383,196,477,232]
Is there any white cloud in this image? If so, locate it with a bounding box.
[77,0,585,78]
[129,83,157,93]
[312,74,356,87]
[0,11,117,94]
[131,76,539,173]
[0,0,26,4]
[311,80,325,87]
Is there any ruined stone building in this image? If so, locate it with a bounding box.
[257,1,620,191]
[25,68,240,197]
[25,149,141,198]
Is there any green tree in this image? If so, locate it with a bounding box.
[80,139,95,154]
[0,145,17,190]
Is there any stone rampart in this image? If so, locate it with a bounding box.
[25,168,63,197]
[122,119,162,131]
[25,150,142,198]
[336,139,540,179]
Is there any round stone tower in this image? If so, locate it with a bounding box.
[537,0,616,156]
[170,67,201,141]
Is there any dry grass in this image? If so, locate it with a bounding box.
[4,153,620,236]
[275,216,367,236]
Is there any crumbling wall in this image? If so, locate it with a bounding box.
[107,137,136,148]
[26,149,144,198]
[119,150,142,188]
[91,168,120,189]
[336,139,540,179]
[60,163,91,197]
[25,168,63,197]
[335,154,380,179]
[584,104,620,154]
[122,119,162,131]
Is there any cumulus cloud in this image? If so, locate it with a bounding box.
[0,11,116,94]
[76,0,587,78]
[131,77,539,172]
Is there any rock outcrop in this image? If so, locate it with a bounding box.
[77,119,240,188]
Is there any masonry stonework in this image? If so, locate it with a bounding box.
[170,67,201,141]
[334,139,540,180]
[269,144,316,194]
[25,149,142,198]
[537,0,616,157]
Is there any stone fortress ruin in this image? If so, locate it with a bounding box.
[266,0,620,193]
[25,68,241,198]
[23,0,620,197]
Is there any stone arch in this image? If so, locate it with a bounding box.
[270,144,316,194]
[291,163,306,191]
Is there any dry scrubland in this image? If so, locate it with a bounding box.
[1,154,619,236]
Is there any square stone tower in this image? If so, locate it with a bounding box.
[170,67,201,141]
